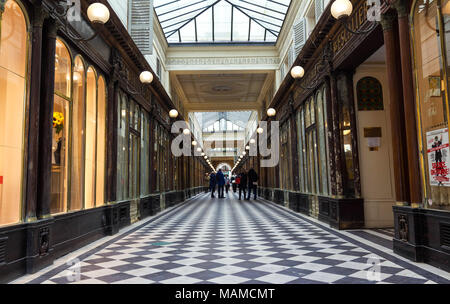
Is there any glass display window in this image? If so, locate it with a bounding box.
[96,76,106,206]
[412,0,450,209]
[70,56,85,211]
[51,39,71,215]
[0,0,28,225]
[84,67,97,209]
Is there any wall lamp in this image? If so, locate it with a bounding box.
[290,43,332,89]
[126,71,154,95]
[331,0,379,35]
[52,2,110,42]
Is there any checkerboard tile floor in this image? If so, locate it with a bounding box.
[21,193,450,284]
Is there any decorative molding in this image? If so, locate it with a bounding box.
[398,214,409,242]
[167,56,280,66]
[33,5,49,28]
[380,11,396,32]
[332,1,370,56]
[39,227,50,256]
[392,0,408,18]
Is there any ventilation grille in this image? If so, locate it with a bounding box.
[440,223,450,248]
[0,237,7,264]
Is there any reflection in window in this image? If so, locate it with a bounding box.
[85,67,97,209]
[51,39,71,214]
[141,111,150,196]
[55,40,71,97]
[342,102,354,195]
[70,57,85,211]
[0,0,28,225]
[317,89,329,195]
[296,88,329,195]
[412,0,450,209]
[117,92,129,200]
[96,76,106,206]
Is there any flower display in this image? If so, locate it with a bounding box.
[53,112,64,134]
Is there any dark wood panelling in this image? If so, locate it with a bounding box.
[393,206,450,272]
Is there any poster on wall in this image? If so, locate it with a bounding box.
[427,128,450,186]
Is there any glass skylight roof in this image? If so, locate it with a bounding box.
[194,111,253,132]
[154,0,292,44]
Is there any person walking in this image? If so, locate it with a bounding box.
[209,171,217,198]
[235,174,241,195]
[225,175,231,194]
[216,169,225,198]
[231,175,237,193]
[238,172,247,200]
[247,168,258,200]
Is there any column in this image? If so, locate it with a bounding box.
[24,4,46,222]
[106,78,118,203]
[380,11,410,203]
[345,71,362,197]
[395,0,422,205]
[36,19,58,219]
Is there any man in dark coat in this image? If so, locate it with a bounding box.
[247,168,258,200]
[216,169,225,198]
[209,171,217,198]
[238,172,247,200]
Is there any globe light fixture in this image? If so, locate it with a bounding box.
[192,140,197,146]
[196,147,202,152]
[139,71,153,84]
[330,0,377,35]
[87,3,110,24]
[243,151,247,155]
[257,127,264,134]
[52,2,110,42]
[201,152,205,156]
[250,139,256,144]
[246,145,250,150]
[291,66,305,79]
[169,109,179,118]
[183,129,190,135]
[330,0,353,19]
[267,108,276,117]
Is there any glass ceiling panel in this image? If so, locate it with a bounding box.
[154,0,292,44]
[194,111,254,130]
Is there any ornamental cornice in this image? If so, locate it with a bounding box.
[166,56,280,66]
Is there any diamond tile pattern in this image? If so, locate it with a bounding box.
[25,193,448,284]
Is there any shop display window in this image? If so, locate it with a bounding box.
[412,0,450,209]
[0,0,28,225]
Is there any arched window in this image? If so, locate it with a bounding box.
[85,67,97,209]
[0,0,29,225]
[356,77,383,111]
[70,56,85,211]
[96,76,106,206]
[52,40,71,214]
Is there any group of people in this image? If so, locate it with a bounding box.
[209,168,258,200]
